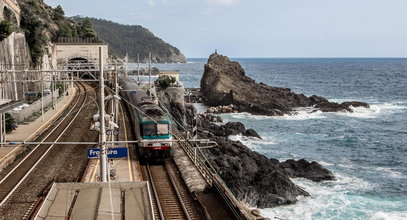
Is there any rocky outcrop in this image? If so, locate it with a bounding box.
[198,113,223,123]
[200,120,307,208]
[199,119,335,208]
[279,159,335,182]
[206,104,239,114]
[314,101,370,112]
[200,120,261,139]
[156,86,188,128]
[200,53,369,116]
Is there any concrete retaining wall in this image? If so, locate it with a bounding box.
[12,90,59,123]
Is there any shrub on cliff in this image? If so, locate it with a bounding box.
[0,20,13,41]
[157,75,176,89]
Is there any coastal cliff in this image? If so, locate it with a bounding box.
[201,53,369,116]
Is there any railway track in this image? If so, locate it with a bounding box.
[0,82,90,209]
[145,160,203,220]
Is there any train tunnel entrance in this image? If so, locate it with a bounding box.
[67,57,97,79]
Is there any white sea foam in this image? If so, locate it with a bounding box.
[274,109,326,120]
[376,167,406,179]
[369,211,407,220]
[226,109,326,121]
[318,161,335,167]
[228,134,276,147]
[224,102,406,121]
[259,172,381,220]
[334,102,407,118]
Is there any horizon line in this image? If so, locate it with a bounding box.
[187,57,407,59]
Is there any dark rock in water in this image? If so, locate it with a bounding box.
[244,129,262,139]
[200,53,369,115]
[198,118,336,208]
[199,113,223,123]
[342,101,370,109]
[200,120,255,138]
[314,101,370,113]
[279,159,336,182]
[204,135,309,208]
[223,122,246,136]
[206,104,238,114]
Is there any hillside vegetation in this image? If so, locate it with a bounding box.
[72,17,186,63]
[16,0,99,66]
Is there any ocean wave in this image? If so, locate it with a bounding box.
[274,109,326,120]
[333,102,407,118]
[228,134,276,146]
[369,211,407,220]
[225,109,326,121]
[376,167,406,179]
[220,101,406,122]
[259,172,382,220]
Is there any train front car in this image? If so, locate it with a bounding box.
[138,104,173,161]
[118,77,173,161]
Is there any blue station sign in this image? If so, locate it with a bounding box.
[87,147,128,159]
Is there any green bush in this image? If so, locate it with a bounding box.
[0,20,13,41]
[157,75,176,89]
[5,113,15,133]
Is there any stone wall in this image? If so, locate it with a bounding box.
[0,32,31,100]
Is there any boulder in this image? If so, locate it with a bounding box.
[279,159,336,182]
[244,129,262,139]
[199,113,223,123]
[200,53,369,115]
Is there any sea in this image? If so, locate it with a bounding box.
[132,58,407,220]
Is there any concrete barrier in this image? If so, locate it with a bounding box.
[12,90,59,123]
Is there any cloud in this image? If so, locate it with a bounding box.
[147,0,157,6]
[204,0,240,6]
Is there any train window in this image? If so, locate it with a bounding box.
[157,124,169,135]
[142,124,156,136]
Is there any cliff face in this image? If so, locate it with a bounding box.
[201,53,369,116]
[0,32,31,100]
[157,86,188,129]
[0,32,31,69]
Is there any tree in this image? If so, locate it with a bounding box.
[5,113,15,133]
[157,75,176,89]
[79,18,96,38]
[53,5,65,20]
[0,20,13,41]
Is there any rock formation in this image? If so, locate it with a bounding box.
[200,53,370,116]
[199,119,335,208]
[279,159,335,182]
[156,86,188,128]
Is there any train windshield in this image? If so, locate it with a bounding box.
[142,124,156,136]
[157,124,169,135]
[142,123,170,136]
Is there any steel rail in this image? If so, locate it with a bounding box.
[146,164,165,220]
[164,161,192,220]
[0,82,89,207]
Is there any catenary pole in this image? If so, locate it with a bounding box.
[99,47,108,182]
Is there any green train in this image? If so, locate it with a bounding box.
[119,77,172,161]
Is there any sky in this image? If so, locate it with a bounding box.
[44,0,407,58]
